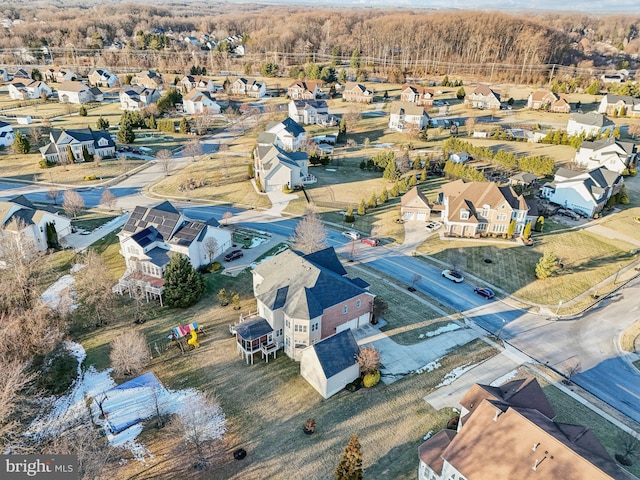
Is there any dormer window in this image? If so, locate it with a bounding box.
[481,204,490,217]
[460,209,469,220]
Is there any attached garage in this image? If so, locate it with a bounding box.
[401,186,432,221]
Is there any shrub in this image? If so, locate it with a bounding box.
[363,370,381,388]
[38,159,49,169]
[38,349,78,395]
[83,174,97,181]
[211,261,221,272]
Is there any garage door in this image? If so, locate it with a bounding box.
[336,318,358,333]
[403,212,413,220]
[416,213,427,221]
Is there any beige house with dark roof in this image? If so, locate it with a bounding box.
[388,101,429,132]
[437,180,536,237]
[288,80,321,100]
[401,186,432,221]
[131,70,163,90]
[465,86,501,110]
[527,90,571,113]
[400,84,435,106]
[343,82,373,103]
[418,378,634,480]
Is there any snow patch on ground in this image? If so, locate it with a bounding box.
[490,369,518,387]
[437,363,478,388]
[249,236,269,248]
[418,323,462,339]
[27,342,226,463]
[40,275,77,311]
[415,357,443,374]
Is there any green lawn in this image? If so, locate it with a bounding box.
[71,211,118,231]
[89,230,126,279]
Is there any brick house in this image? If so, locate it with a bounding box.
[418,378,634,480]
[437,180,536,237]
[527,90,570,113]
[238,247,375,362]
[401,186,432,221]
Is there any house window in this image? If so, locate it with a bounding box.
[497,213,507,221]
[277,329,283,337]
[460,209,469,220]
[477,223,487,231]
[481,205,490,217]
[356,300,361,308]
[294,324,307,333]
[285,336,290,347]
[285,319,290,328]
[493,224,506,233]
[343,305,348,314]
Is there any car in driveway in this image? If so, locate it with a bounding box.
[361,237,379,246]
[342,230,361,240]
[473,287,495,299]
[441,269,464,283]
[224,249,244,262]
[425,221,443,232]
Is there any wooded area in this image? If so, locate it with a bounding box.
[0,3,639,82]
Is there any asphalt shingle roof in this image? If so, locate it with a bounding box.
[312,329,360,378]
[235,318,273,341]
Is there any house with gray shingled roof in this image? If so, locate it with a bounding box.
[566,112,615,138]
[115,201,231,303]
[39,128,115,164]
[574,136,637,174]
[300,329,360,398]
[239,247,374,362]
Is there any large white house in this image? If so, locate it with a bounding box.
[179,75,216,93]
[540,167,624,217]
[0,195,71,251]
[39,128,116,164]
[119,86,161,111]
[259,117,307,152]
[182,90,221,115]
[574,137,637,174]
[253,142,315,192]
[597,94,640,118]
[464,86,501,110]
[288,99,329,125]
[8,79,52,100]
[115,201,232,302]
[566,112,615,138]
[57,81,102,104]
[88,69,119,88]
[388,101,429,132]
[230,77,266,98]
[0,121,15,147]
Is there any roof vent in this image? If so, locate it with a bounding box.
[493,409,502,422]
[532,442,540,452]
[532,456,547,471]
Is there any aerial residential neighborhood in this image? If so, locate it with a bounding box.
[1,1,640,479]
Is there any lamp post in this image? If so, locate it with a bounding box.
[496,318,506,340]
[556,299,563,316]
[614,264,622,284]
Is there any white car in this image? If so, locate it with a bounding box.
[441,269,464,283]
[342,230,361,240]
[425,221,443,232]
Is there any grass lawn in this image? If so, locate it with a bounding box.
[150,157,271,209]
[71,210,118,231]
[344,265,452,345]
[599,206,640,241]
[417,229,637,307]
[89,229,126,280]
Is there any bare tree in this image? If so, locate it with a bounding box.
[118,154,127,173]
[344,107,362,132]
[356,346,381,375]
[169,392,226,469]
[183,137,203,162]
[99,189,117,210]
[156,149,174,176]
[63,190,85,218]
[74,250,116,327]
[109,330,150,376]
[222,211,233,226]
[192,113,212,136]
[93,153,101,168]
[563,360,582,385]
[46,187,61,205]
[0,358,34,449]
[203,237,219,263]
[291,205,328,254]
[616,431,640,466]
[465,117,476,136]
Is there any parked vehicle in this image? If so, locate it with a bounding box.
[473,287,495,299]
[361,237,379,247]
[556,208,580,221]
[342,230,361,240]
[441,269,464,283]
[224,249,243,262]
[425,221,443,232]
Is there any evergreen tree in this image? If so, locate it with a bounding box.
[335,433,363,480]
[45,222,59,249]
[248,162,255,178]
[586,80,600,95]
[179,117,190,134]
[368,193,377,209]
[390,182,399,197]
[338,69,347,84]
[66,144,75,163]
[357,198,366,216]
[82,145,91,162]
[507,219,516,238]
[145,116,157,129]
[344,206,355,223]
[78,105,87,116]
[523,221,532,239]
[12,131,30,154]
[350,49,361,69]
[408,174,417,187]
[380,187,388,203]
[383,158,399,181]
[96,116,109,130]
[456,86,466,99]
[117,121,135,144]
[535,251,558,280]
[163,254,206,308]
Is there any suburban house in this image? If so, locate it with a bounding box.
[39,128,116,164]
[597,94,640,118]
[43,66,76,83]
[88,69,119,88]
[508,172,539,187]
[566,112,615,138]
[464,86,501,110]
[12,68,30,80]
[449,152,470,163]
[418,378,634,480]
[0,68,10,82]
[288,99,329,125]
[233,247,374,362]
[230,77,266,98]
[114,201,232,304]
[182,90,221,115]
[0,195,71,251]
[131,70,163,90]
[400,84,435,106]
[119,86,161,111]
[287,80,321,100]
[253,142,315,192]
[8,78,52,100]
[437,179,537,237]
[388,101,429,132]
[600,70,630,84]
[401,186,433,221]
[574,137,637,174]
[300,329,360,399]
[57,81,103,104]
[0,121,15,147]
[342,82,373,103]
[179,75,215,93]
[527,90,571,113]
[540,167,624,218]
[259,117,307,151]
